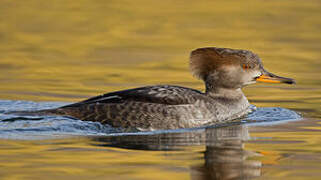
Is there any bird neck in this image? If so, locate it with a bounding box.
[205,82,245,100]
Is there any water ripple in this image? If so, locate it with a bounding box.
[0,100,301,140]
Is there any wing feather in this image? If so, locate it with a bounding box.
[62,85,203,108]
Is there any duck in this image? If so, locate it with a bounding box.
[37,47,296,131]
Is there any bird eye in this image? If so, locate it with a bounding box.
[242,64,251,70]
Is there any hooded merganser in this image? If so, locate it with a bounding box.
[41,47,295,131]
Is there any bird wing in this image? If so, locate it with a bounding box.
[62,85,204,108]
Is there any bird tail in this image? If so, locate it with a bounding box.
[4,108,66,116]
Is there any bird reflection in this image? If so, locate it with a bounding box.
[191,125,261,180]
[92,125,261,180]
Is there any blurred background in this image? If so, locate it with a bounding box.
[0,0,320,116]
[1,1,321,180]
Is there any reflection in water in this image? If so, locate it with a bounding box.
[93,125,261,180]
[0,0,320,179]
[192,126,261,180]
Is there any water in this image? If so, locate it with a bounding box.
[0,0,321,179]
[0,101,306,180]
[0,100,301,140]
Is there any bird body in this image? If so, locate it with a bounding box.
[52,85,251,130]
[20,47,295,131]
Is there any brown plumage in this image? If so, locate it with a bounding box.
[190,47,260,80]
[29,47,295,131]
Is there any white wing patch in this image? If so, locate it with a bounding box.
[94,95,121,103]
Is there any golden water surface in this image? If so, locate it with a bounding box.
[0,0,321,179]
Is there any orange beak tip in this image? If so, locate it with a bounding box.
[255,75,296,85]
